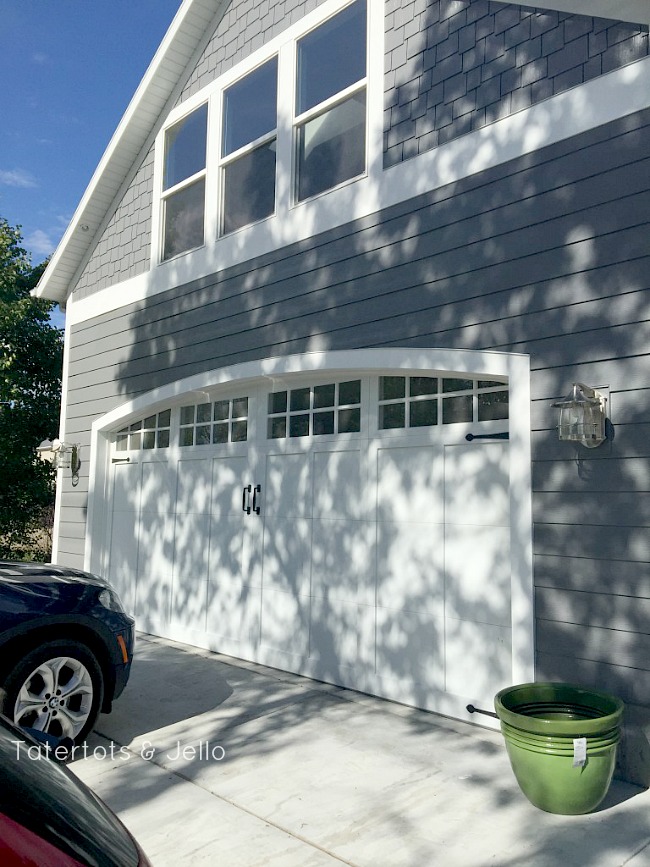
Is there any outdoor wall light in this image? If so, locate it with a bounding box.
[552,383,607,448]
[37,438,81,483]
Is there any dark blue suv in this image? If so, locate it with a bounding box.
[0,561,135,744]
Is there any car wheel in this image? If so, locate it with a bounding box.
[0,640,104,745]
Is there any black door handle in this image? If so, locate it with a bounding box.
[252,484,261,515]
[465,432,509,441]
[242,484,252,515]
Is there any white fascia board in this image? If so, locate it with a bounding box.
[34,0,224,306]
[499,0,650,25]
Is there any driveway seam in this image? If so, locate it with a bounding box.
[91,730,359,867]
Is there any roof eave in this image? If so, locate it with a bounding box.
[34,0,221,305]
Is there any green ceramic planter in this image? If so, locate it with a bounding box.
[494,683,624,815]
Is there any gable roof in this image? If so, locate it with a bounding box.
[35,0,650,306]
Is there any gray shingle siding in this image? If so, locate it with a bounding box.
[384,0,650,167]
[179,0,329,102]
[74,149,155,300]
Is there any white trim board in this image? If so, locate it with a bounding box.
[67,53,650,327]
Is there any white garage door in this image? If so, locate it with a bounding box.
[106,367,519,721]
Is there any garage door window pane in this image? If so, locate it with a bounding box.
[478,390,509,421]
[379,403,405,430]
[213,423,229,444]
[231,421,248,442]
[410,399,437,427]
[339,380,361,405]
[339,408,361,433]
[268,417,287,439]
[410,377,438,397]
[443,395,473,424]
[314,384,335,408]
[379,376,405,401]
[290,414,310,437]
[290,387,311,411]
[313,411,335,435]
[180,396,249,445]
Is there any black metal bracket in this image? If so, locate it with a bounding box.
[111,457,131,463]
[465,432,509,442]
[242,484,252,515]
[252,484,261,515]
[466,704,498,719]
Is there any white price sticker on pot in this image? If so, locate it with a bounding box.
[573,737,587,767]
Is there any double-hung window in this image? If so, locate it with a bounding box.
[157,0,368,262]
[161,104,208,260]
[295,0,367,202]
[221,57,278,235]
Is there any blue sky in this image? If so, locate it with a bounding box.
[0,1,181,275]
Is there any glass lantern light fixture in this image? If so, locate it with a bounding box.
[552,383,607,448]
[37,438,81,482]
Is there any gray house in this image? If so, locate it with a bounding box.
[36,0,649,783]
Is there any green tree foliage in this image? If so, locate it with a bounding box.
[0,218,63,559]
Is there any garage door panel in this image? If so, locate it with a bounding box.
[176,458,212,515]
[211,455,248,518]
[136,510,174,626]
[141,461,176,515]
[108,507,139,614]
[112,461,141,514]
[261,517,312,596]
[171,575,208,630]
[376,606,445,690]
[376,521,444,615]
[309,597,375,671]
[444,443,509,527]
[444,524,511,627]
[134,571,172,632]
[377,446,444,525]
[445,618,512,703]
[208,515,248,596]
[173,511,210,576]
[207,579,260,644]
[261,588,310,656]
[311,520,375,605]
[313,449,365,520]
[265,453,311,518]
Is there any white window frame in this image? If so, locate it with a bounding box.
[150,0,380,270]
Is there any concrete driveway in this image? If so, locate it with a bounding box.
[71,635,650,866]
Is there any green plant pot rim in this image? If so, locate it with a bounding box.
[495,682,624,737]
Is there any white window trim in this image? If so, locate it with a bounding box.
[151,0,374,268]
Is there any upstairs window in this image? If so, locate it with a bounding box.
[156,0,369,264]
[221,58,278,235]
[162,104,207,260]
[295,0,367,201]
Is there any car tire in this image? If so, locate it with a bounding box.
[0,640,104,745]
